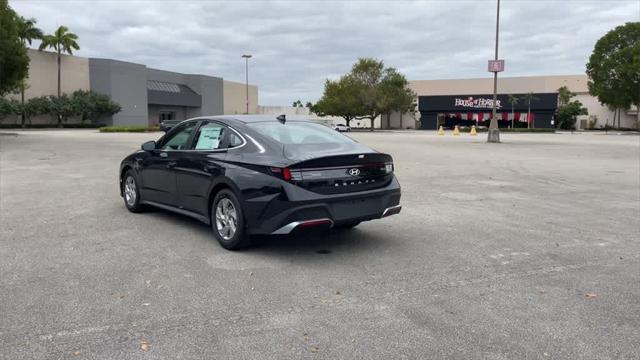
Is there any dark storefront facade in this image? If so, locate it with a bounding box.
[419,93,558,130]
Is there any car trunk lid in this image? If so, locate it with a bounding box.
[283,144,393,194]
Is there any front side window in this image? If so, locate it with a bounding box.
[194,123,226,150]
[161,122,196,150]
[248,122,354,144]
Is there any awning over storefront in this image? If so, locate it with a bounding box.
[147,80,202,107]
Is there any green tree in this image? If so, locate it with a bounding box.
[292,100,303,108]
[507,94,520,128]
[350,58,385,131]
[16,17,42,46]
[38,25,79,116]
[16,16,43,127]
[586,22,640,129]
[557,85,574,106]
[555,86,588,130]
[312,76,365,127]
[556,102,588,131]
[378,68,416,129]
[314,58,414,130]
[522,92,539,128]
[0,0,30,96]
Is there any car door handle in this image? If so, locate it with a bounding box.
[166,161,177,168]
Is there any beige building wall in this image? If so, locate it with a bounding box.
[3,49,90,124]
[399,74,637,130]
[409,75,589,96]
[21,49,90,99]
[223,80,258,115]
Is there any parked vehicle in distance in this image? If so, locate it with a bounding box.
[333,123,351,132]
[119,115,401,250]
[159,120,182,132]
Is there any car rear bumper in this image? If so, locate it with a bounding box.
[244,176,402,235]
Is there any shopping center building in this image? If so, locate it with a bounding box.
[384,75,638,130]
[3,49,258,126]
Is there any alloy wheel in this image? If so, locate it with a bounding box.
[215,198,237,240]
[124,176,137,207]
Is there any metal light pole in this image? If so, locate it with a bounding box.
[242,54,252,114]
[487,0,501,143]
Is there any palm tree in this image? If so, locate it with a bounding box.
[16,17,43,127]
[507,94,520,128]
[38,26,79,125]
[522,92,539,129]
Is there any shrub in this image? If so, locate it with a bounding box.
[2,91,122,126]
[0,123,105,129]
[71,90,121,124]
[0,98,16,120]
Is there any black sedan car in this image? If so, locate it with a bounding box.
[119,115,401,250]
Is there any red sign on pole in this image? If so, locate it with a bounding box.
[488,59,505,72]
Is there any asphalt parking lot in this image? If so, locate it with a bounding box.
[1,129,639,359]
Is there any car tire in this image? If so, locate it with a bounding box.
[122,170,145,213]
[211,189,250,250]
[336,220,360,229]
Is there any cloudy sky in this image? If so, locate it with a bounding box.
[11,0,639,105]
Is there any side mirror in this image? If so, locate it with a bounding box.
[141,140,157,151]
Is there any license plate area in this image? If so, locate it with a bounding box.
[331,197,382,220]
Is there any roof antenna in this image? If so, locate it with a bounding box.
[277,114,286,124]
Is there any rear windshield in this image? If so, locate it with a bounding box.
[248,122,355,144]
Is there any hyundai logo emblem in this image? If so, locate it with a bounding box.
[348,168,361,176]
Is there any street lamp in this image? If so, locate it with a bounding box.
[487,0,501,143]
[242,54,252,114]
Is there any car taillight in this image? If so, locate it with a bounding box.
[283,168,292,181]
[384,162,394,174]
[270,167,292,181]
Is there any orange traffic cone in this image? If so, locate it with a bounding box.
[438,126,445,136]
[453,125,460,136]
[470,125,477,136]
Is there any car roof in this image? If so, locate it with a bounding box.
[195,115,316,124]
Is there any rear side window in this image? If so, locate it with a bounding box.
[194,123,226,150]
[228,131,244,148]
[248,122,354,144]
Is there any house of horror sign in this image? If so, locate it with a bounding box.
[418,93,558,130]
[454,96,502,109]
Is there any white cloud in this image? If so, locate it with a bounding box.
[11,0,639,105]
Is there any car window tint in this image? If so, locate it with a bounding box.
[248,122,354,144]
[228,131,244,148]
[194,123,225,150]
[161,122,196,150]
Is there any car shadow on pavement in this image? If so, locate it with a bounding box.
[249,227,392,255]
[145,207,391,255]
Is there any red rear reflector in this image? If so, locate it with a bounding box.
[299,219,332,227]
